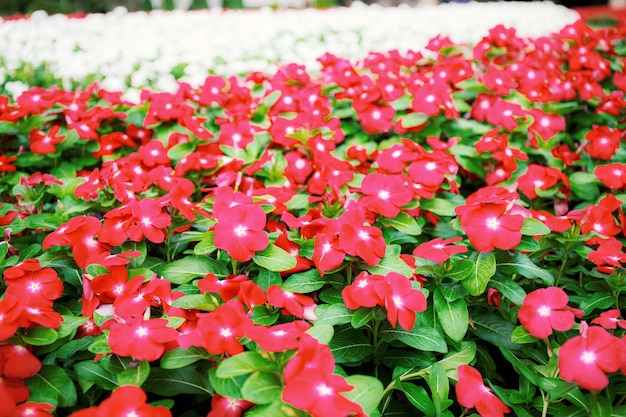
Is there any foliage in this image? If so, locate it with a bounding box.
[0,15,625,417]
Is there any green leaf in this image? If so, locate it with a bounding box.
[250,304,281,326]
[217,352,279,378]
[314,304,353,326]
[254,268,282,290]
[510,326,539,344]
[365,245,413,277]
[171,293,221,311]
[445,259,474,281]
[21,327,58,346]
[241,372,283,404]
[434,288,468,342]
[26,365,77,408]
[570,171,600,201]
[496,252,555,285]
[329,326,374,364]
[143,367,213,396]
[489,276,527,306]
[538,377,580,401]
[520,217,551,236]
[344,375,384,416]
[306,324,334,345]
[381,212,423,236]
[471,313,521,351]
[590,395,612,417]
[56,336,95,360]
[578,292,616,315]
[117,360,151,386]
[281,269,325,293]
[438,341,477,377]
[160,346,210,369]
[463,252,496,296]
[428,362,449,414]
[400,382,436,417]
[194,232,216,256]
[158,256,229,284]
[351,307,375,329]
[419,197,458,217]
[499,347,539,385]
[380,324,448,353]
[253,244,297,272]
[400,112,428,128]
[245,401,304,417]
[209,367,248,399]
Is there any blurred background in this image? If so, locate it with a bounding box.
[0,0,614,16]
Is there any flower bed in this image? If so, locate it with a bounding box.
[0,2,580,99]
[1,8,626,417]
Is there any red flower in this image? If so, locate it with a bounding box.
[214,204,268,262]
[559,325,626,391]
[337,209,386,266]
[246,321,310,352]
[591,309,626,330]
[518,287,583,339]
[594,163,626,190]
[126,198,172,244]
[376,272,427,331]
[266,285,315,319]
[0,344,42,380]
[0,295,24,340]
[69,385,172,417]
[359,172,413,218]
[455,365,511,417]
[283,366,364,417]
[413,236,468,263]
[516,164,568,200]
[207,394,253,417]
[178,300,253,356]
[584,125,621,160]
[0,155,17,174]
[14,402,55,417]
[457,203,524,252]
[587,238,626,274]
[106,317,178,362]
[311,228,346,273]
[28,125,65,154]
[342,271,385,310]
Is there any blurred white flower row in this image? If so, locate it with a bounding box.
[0,2,579,100]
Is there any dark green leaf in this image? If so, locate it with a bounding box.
[400,382,436,417]
[351,307,375,329]
[254,268,282,290]
[380,324,448,353]
[438,341,477,375]
[27,365,78,408]
[579,292,616,315]
[496,252,555,285]
[419,197,457,217]
[143,367,213,396]
[499,347,539,385]
[471,313,521,351]
[428,362,449,413]
[250,304,280,326]
[329,326,374,364]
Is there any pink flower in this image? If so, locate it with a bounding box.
[518,287,583,339]
[559,325,626,391]
[376,272,427,331]
[455,365,511,417]
[213,203,269,262]
[457,203,524,252]
[413,236,468,263]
